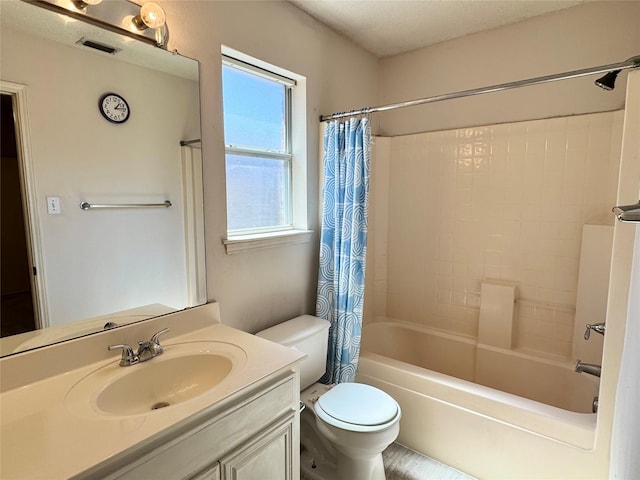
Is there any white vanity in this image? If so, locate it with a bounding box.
[0,303,305,480]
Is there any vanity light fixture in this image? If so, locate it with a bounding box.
[131,2,166,31]
[33,0,170,48]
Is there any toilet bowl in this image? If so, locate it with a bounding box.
[313,382,401,480]
[256,316,401,480]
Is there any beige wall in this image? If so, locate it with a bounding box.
[158,1,379,332]
[157,0,639,336]
[378,1,640,136]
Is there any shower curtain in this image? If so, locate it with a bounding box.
[317,117,371,384]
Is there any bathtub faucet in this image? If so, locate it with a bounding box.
[575,360,601,378]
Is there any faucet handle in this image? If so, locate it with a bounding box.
[135,328,170,362]
[584,322,606,340]
[108,344,139,366]
[150,327,169,345]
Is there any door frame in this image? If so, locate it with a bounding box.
[1,80,49,329]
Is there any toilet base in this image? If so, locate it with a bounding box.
[299,382,398,480]
[300,404,337,480]
[300,407,390,480]
[334,450,386,480]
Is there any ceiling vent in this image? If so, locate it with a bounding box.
[76,37,120,55]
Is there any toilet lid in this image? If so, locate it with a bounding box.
[315,383,398,426]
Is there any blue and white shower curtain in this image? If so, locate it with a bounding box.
[317,117,371,384]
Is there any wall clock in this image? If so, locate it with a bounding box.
[99,92,130,124]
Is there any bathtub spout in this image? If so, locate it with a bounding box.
[575,360,601,377]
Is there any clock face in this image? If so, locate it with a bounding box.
[99,93,130,123]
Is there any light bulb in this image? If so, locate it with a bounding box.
[132,2,166,30]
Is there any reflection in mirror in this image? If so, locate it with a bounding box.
[0,0,205,356]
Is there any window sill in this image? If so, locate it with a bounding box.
[223,229,313,254]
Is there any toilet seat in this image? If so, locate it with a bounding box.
[315,383,400,433]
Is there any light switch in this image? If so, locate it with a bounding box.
[47,196,61,214]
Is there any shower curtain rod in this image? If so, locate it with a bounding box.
[320,54,640,122]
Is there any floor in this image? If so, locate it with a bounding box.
[301,442,476,480]
[382,443,476,480]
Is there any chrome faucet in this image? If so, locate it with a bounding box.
[108,328,169,366]
[575,360,601,377]
[584,322,605,340]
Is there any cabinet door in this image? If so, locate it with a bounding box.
[191,462,220,480]
[221,415,294,480]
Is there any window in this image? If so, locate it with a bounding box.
[221,52,310,254]
[222,56,294,233]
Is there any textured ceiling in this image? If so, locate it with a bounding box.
[289,0,591,58]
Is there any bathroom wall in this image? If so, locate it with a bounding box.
[364,137,392,325]
[378,1,640,137]
[159,1,379,332]
[152,2,638,476]
[154,1,640,335]
[366,111,623,360]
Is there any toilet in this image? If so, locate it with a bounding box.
[256,315,401,480]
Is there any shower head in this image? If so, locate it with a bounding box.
[594,70,620,90]
[594,55,640,91]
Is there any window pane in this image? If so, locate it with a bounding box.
[222,65,286,152]
[226,154,290,231]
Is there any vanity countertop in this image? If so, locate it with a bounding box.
[0,306,305,480]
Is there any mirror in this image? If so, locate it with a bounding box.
[0,0,205,356]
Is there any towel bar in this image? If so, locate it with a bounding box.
[80,200,172,210]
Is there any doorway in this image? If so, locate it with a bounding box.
[1,93,36,336]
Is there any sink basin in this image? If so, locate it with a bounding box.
[65,341,247,416]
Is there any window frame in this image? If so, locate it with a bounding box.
[223,55,293,235]
[221,51,311,253]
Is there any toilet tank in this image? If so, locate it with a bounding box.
[256,315,330,390]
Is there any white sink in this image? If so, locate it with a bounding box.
[65,341,247,416]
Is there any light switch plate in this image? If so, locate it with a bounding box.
[47,196,61,214]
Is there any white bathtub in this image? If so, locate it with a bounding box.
[356,321,603,479]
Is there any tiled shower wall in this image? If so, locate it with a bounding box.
[365,111,623,359]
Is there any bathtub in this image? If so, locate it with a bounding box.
[356,321,604,479]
